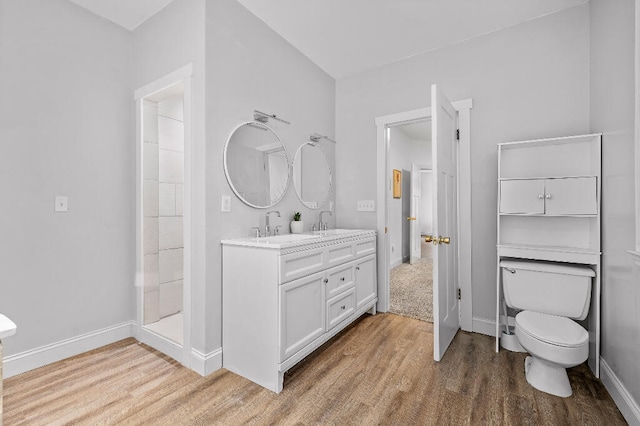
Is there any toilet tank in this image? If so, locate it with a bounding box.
[500,260,595,320]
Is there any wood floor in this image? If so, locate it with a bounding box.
[4,314,626,425]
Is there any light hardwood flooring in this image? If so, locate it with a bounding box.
[4,314,626,425]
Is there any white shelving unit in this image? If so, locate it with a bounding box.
[495,133,602,377]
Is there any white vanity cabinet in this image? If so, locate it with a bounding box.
[496,134,602,377]
[222,230,377,393]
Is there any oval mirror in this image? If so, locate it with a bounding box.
[293,142,332,209]
[224,121,290,209]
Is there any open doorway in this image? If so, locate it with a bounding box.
[135,64,193,366]
[388,120,434,322]
[375,94,473,360]
[141,83,185,344]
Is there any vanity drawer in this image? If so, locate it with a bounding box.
[326,263,355,300]
[326,242,355,267]
[355,237,376,257]
[326,288,355,331]
[280,247,326,283]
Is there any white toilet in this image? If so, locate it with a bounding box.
[500,259,595,397]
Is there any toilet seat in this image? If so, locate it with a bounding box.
[516,311,589,348]
[515,311,589,369]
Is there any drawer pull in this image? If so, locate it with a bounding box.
[323,278,328,284]
[340,277,345,281]
[341,305,346,310]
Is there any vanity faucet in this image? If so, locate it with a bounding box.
[265,210,281,236]
[319,210,333,231]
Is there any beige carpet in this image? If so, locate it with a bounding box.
[390,257,433,323]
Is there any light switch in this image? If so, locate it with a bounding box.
[357,200,375,212]
[221,195,231,212]
[55,196,69,212]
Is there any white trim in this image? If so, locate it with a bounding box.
[375,99,473,333]
[134,65,194,368]
[635,0,640,253]
[3,322,135,378]
[136,327,183,364]
[190,348,223,376]
[471,316,496,337]
[134,64,193,101]
[601,357,640,426]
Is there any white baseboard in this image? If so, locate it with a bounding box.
[3,321,135,378]
[600,357,640,426]
[191,347,222,376]
[472,316,496,337]
[390,257,402,269]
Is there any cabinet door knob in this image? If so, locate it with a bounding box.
[356,266,360,270]
[545,193,552,199]
[538,194,544,199]
[340,305,346,310]
[323,278,328,284]
[340,277,345,281]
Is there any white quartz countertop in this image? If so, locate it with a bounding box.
[0,313,17,339]
[221,229,375,249]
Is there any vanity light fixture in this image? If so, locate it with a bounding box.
[310,133,337,144]
[254,110,291,125]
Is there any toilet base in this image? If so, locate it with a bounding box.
[524,356,572,398]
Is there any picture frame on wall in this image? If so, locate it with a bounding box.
[393,169,401,198]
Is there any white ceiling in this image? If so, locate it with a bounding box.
[66,0,588,78]
[66,0,175,31]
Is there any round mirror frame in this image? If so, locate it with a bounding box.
[292,141,332,210]
[223,120,291,209]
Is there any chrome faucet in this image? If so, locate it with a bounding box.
[319,210,332,231]
[265,210,281,236]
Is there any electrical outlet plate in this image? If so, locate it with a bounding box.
[357,200,375,212]
[221,195,231,212]
[55,196,68,212]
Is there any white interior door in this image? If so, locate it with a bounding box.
[409,163,421,264]
[431,84,460,361]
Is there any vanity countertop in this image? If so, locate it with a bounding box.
[0,314,16,339]
[221,229,375,249]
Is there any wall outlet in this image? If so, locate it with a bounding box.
[221,195,231,212]
[357,200,375,212]
[54,196,69,212]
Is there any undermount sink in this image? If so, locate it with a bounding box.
[0,314,17,339]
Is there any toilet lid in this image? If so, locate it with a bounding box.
[516,311,589,348]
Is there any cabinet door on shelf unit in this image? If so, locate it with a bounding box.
[545,177,597,215]
[500,179,545,214]
[279,272,325,361]
[355,254,377,310]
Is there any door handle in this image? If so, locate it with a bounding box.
[432,236,451,245]
[406,217,416,221]
[424,235,434,243]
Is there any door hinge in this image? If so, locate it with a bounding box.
[384,227,388,234]
[456,129,460,140]
[457,288,461,300]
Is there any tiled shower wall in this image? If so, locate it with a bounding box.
[143,96,184,324]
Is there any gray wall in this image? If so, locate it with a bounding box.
[589,0,640,412]
[205,0,336,354]
[335,5,591,322]
[0,0,134,355]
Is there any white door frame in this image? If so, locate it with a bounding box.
[375,99,473,331]
[134,64,194,366]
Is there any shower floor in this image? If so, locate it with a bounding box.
[145,312,183,345]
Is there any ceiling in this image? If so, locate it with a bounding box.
[66,0,175,31]
[66,0,588,78]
